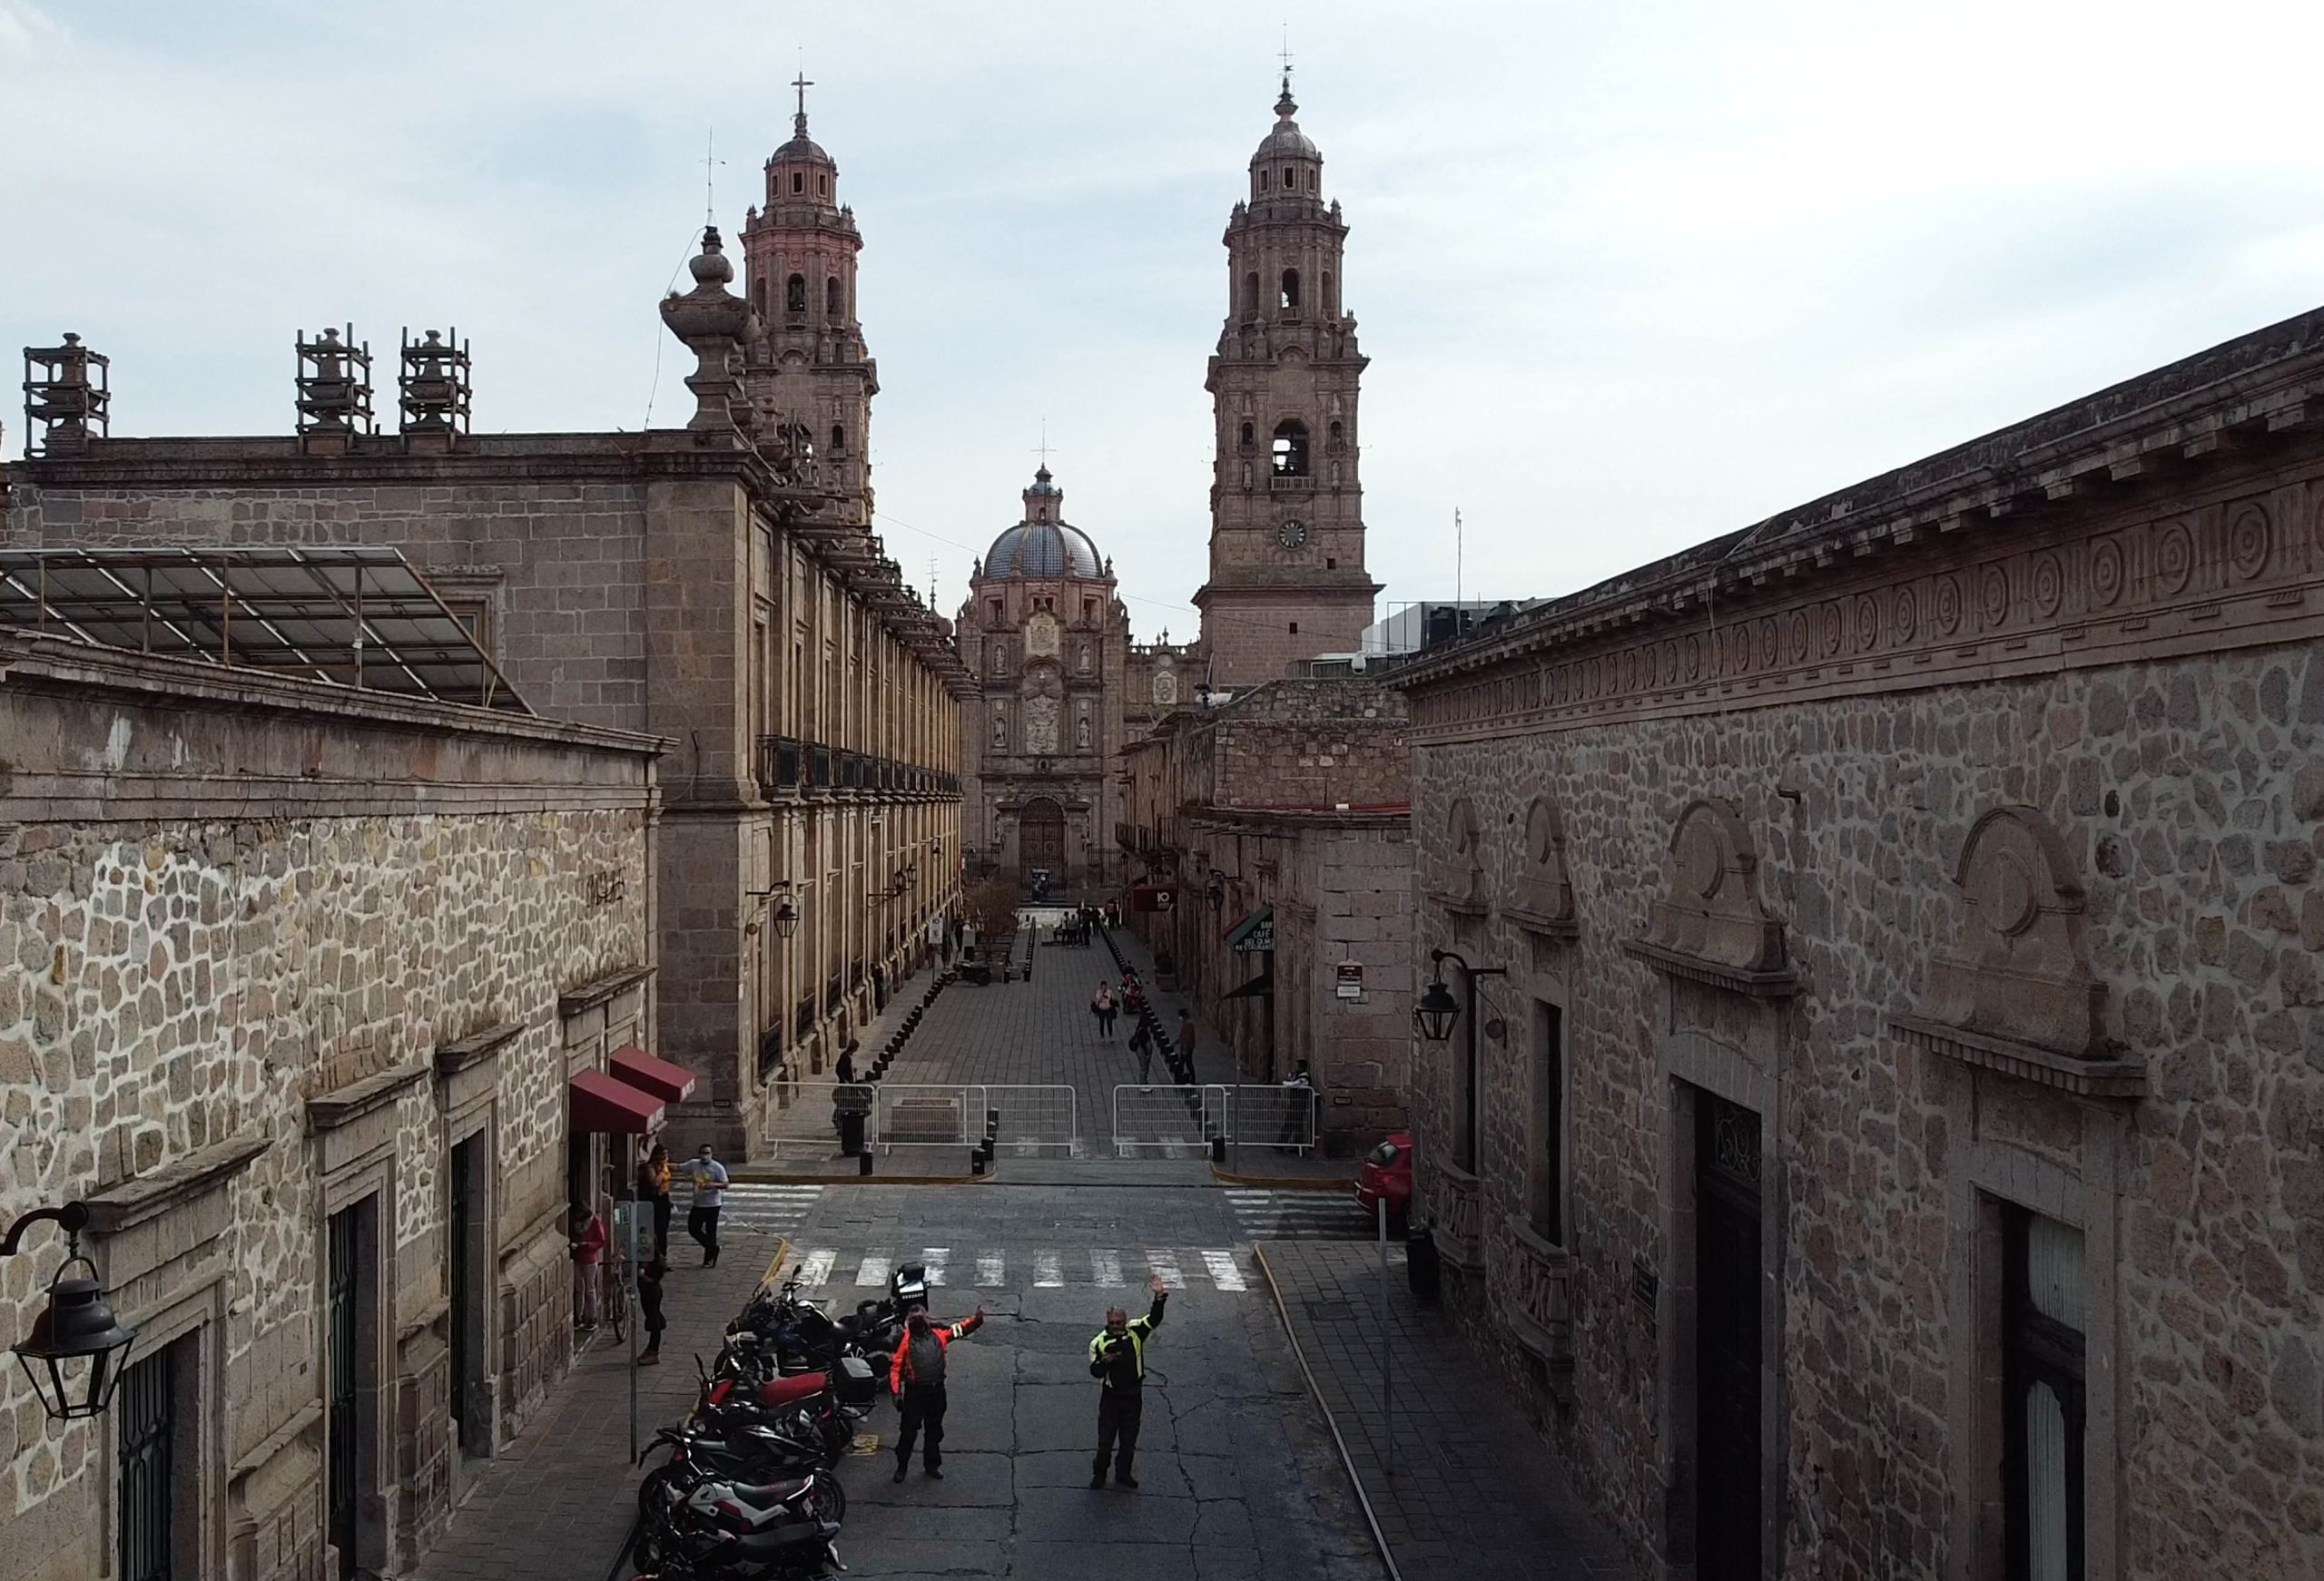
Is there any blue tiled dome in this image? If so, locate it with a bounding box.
[984,519,1101,579]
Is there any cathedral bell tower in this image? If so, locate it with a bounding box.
[741,75,880,526]
[1193,75,1378,690]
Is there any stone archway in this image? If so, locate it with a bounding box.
[1018,797,1066,878]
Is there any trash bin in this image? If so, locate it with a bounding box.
[838,1109,867,1157]
[1405,1224,1441,1304]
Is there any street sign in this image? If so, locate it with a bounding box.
[1227,906,1273,953]
[1334,961,1364,999]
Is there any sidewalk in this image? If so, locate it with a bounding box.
[1258,1240,1635,1581]
[411,1239,787,1581]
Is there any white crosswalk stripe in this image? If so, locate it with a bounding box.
[1224,1188,1375,1242]
[775,1247,1258,1293]
[922,1248,949,1285]
[714,1183,827,1232]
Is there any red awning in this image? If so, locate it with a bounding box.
[610,1045,697,1105]
[570,1069,664,1134]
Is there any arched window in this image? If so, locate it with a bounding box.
[1258,169,1270,191]
[1280,270,1301,312]
[1243,271,1259,313]
[791,171,804,194]
[753,279,768,316]
[1238,421,1255,450]
[785,274,807,313]
[1328,419,1344,452]
[826,277,843,317]
[1271,419,1310,478]
[830,424,846,457]
[1283,166,1295,187]
[1323,271,1334,313]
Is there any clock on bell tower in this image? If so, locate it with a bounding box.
[1192,74,1379,691]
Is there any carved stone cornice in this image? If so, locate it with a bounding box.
[307,1060,430,1133]
[434,1020,526,1077]
[82,1132,269,1235]
[1890,1015,2147,1100]
[556,964,655,1020]
[1623,938,1801,999]
[1394,310,2324,738]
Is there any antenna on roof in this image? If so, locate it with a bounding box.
[701,128,725,225]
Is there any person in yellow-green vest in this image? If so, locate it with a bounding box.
[1088,1274,1168,1489]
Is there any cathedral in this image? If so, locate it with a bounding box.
[956,75,1379,887]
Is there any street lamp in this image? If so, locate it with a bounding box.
[1205,869,1227,913]
[1412,948,1504,1174]
[772,897,802,939]
[4,1202,137,1423]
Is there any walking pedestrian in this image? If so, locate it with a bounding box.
[635,1144,674,1260]
[636,1257,668,1365]
[1176,1008,1199,1065]
[1092,982,1117,1039]
[686,1144,729,1267]
[889,1303,985,1482]
[568,1203,606,1331]
[1088,1275,1168,1489]
[1129,1017,1154,1083]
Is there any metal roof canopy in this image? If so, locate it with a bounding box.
[0,545,529,712]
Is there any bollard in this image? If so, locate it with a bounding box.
[859,1150,874,1177]
[1210,1135,1226,1164]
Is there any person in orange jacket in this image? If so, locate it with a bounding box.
[888,1304,985,1482]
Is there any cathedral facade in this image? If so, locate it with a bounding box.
[957,467,1194,889]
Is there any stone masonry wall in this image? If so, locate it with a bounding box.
[1409,641,2324,1578]
[0,643,655,1579]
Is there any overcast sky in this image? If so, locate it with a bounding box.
[7,0,2324,637]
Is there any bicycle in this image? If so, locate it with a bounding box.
[601,1242,631,1344]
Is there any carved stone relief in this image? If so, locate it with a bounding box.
[1153,671,1178,706]
[1025,696,1060,754]
[1025,612,1061,658]
[1638,800,1787,979]
[1924,806,2103,1056]
[1440,798,1485,907]
[1507,796,1574,928]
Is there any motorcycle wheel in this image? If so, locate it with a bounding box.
[806,1474,847,1528]
[636,1462,684,1521]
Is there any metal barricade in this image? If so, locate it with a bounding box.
[875,1084,1078,1155]
[759,1080,865,1161]
[1111,1084,1210,1156]
[1204,1085,1322,1156]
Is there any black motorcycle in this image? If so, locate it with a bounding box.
[632,1450,845,1579]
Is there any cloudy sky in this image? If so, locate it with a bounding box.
[7,1,2324,638]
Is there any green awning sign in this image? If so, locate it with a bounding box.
[1226,906,1274,954]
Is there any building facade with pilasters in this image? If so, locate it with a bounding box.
[1393,308,2324,1579]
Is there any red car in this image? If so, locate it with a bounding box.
[1353,1132,1413,1229]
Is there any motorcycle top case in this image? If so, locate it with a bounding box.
[834,1354,879,1405]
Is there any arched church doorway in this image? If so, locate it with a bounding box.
[1019,798,1066,879]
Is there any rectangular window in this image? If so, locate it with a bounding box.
[1533,1001,1565,1244]
[2004,1206,2086,1581]
[117,1339,193,1581]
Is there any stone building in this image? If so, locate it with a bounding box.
[1194,77,1381,691]
[0,610,660,1581]
[957,466,1195,888]
[6,188,970,1159]
[1118,676,1413,1151]
[1393,307,2324,1577]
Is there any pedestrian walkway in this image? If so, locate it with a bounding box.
[862,921,1241,1157]
[775,1242,1255,1293]
[1258,1240,1636,1581]
[410,1238,788,1581]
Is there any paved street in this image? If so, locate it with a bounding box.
[411,936,1630,1581]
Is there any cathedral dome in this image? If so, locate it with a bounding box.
[984,518,1102,579]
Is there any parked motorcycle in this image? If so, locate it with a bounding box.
[632,1451,845,1578]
